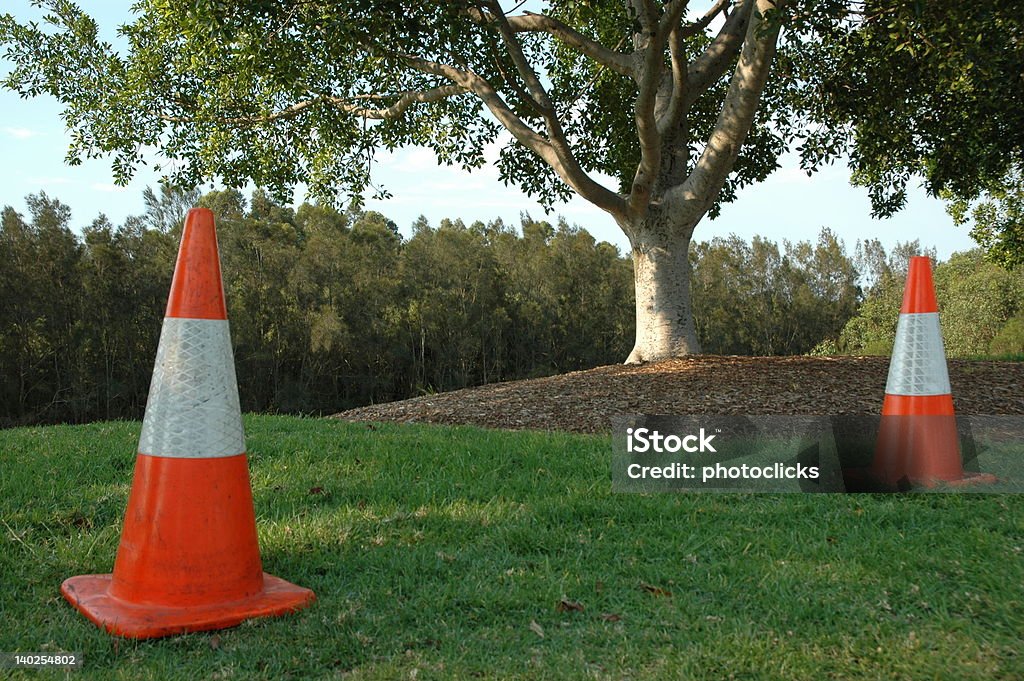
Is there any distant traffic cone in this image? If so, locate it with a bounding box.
[870,256,996,489]
[61,208,314,638]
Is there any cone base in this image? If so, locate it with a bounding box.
[935,471,999,489]
[61,572,315,639]
[843,467,998,492]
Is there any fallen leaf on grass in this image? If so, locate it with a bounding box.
[209,634,221,650]
[556,599,584,613]
[640,583,672,597]
[600,613,621,622]
[529,620,545,638]
[309,486,325,495]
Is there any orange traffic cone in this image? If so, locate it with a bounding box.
[870,256,996,489]
[61,208,314,638]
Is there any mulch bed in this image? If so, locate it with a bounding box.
[333,356,1024,434]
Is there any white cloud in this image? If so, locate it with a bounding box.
[27,176,73,187]
[402,147,442,172]
[3,126,39,139]
[375,146,441,173]
[90,182,128,193]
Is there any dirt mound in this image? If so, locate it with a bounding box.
[333,356,1024,434]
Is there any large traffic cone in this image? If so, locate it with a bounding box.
[870,256,996,489]
[61,208,314,638]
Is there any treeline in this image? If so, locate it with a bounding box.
[826,247,1024,357]
[691,232,861,356]
[1,188,636,425]
[6,187,1017,426]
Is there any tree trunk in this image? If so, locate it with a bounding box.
[612,0,782,363]
[625,228,701,364]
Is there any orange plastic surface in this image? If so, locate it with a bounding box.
[900,256,939,314]
[61,454,314,638]
[165,208,228,320]
[871,413,964,487]
[111,453,264,604]
[881,393,955,417]
[61,572,313,639]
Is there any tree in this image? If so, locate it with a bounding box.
[401,219,507,390]
[838,248,1024,358]
[948,172,1024,270]
[141,184,201,233]
[934,250,1024,357]
[0,185,639,423]
[0,193,83,422]
[4,1,1017,362]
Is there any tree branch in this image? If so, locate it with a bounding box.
[400,54,549,150]
[678,0,730,39]
[344,84,469,120]
[658,23,688,136]
[402,53,628,219]
[467,8,634,76]
[478,19,547,118]
[482,0,554,113]
[160,84,468,125]
[685,0,752,103]
[669,0,784,226]
[657,0,687,41]
[655,0,733,138]
[630,0,660,36]
[628,14,670,216]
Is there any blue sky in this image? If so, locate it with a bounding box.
[0,1,977,258]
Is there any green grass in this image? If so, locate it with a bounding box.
[1,416,1022,680]
[963,353,1024,362]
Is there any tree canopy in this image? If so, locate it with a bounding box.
[781,0,1024,260]
[0,0,799,215]
[3,1,1018,210]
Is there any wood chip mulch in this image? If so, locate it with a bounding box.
[332,356,1024,434]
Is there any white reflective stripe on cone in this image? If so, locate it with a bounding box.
[138,317,246,458]
[885,312,952,396]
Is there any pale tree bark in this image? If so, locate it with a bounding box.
[621,0,784,363]
[621,212,700,364]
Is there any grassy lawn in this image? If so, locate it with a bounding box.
[1,415,1022,680]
